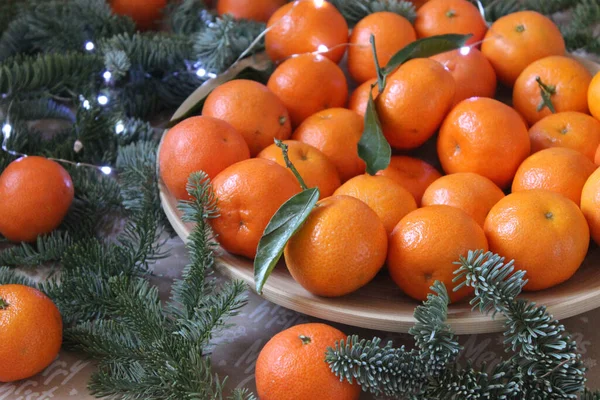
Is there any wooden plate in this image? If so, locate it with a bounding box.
[159,53,600,334]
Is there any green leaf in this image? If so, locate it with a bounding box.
[254,188,320,294]
[382,34,473,75]
[358,92,391,175]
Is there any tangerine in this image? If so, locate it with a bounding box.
[0,284,63,382]
[348,78,379,117]
[376,156,442,206]
[257,140,341,197]
[210,158,301,259]
[481,11,566,87]
[512,147,596,205]
[437,97,530,189]
[334,174,417,235]
[255,323,360,400]
[111,0,166,30]
[347,12,416,83]
[0,157,74,243]
[589,71,600,121]
[267,54,348,127]
[217,0,287,22]
[284,195,387,297]
[293,108,365,182]
[529,111,600,162]
[387,205,488,302]
[513,56,592,125]
[376,58,455,149]
[581,167,600,245]
[485,190,589,291]
[265,0,348,63]
[202,79,291,156]
[415,0,487,46]
[159,116,250,200]
[422,172,505,227]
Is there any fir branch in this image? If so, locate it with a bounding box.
[561,0,600,54]
[0,0,135,61]
[5,97,75,122]
[330,0,417,24]
[0,231,74,266]
[0,51,103,99]
[0,266,38,286]
[166,0,212,35]
[191,15,266,73]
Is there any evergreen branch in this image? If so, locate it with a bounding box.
[583,388,600,399]
[0,0,135,61]
[409,281,461,376]
[5,97,75,122]
[191,15,266,73]
[0,231,74,266]
[326,335,425,397]
[561,0,600,55]
[0,266,38,286]
[329,0,417,24]
[166,0,212,35]
[0,51,103,99]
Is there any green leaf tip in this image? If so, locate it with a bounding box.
[254,188,320,294]
[358,92,391,175]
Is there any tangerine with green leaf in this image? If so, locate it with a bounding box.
[348,78,379,117]
[284,195,388,297]
[0,284,63,382]
[347,11,417,84]
[513,56,592,126]
[210,158,301,259]
[255,323,360,400]
[258,140,341,198]
[376,57,455,150]
[0,156,74,243]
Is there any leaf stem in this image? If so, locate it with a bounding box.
[275,139,308,191]
[0,297,8,309]
[535,76,556,113]
[369,35,386,93]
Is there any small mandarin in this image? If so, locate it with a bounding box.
[202,79,291,156]
[415,0,487,46]
[485,190,589,291]
[267,54,348,127]
[512,147,596,205]
[589,72,600,120]
[284,195,387,297]
[347,12,416,83]
[216,0,287,22]
[422,172,505,227]
[334,174,417,235]
[513,56,592,125]
[110,0,166,30]
[376,156,442,206]
[265,0,348,63]
[581,167,600,245]
[210,158,301,259]
[159,116,250,200]
[529,111,600,162]
[293,108,365,182]
[481,11,566,87]
[255,323,360,400]
[388,205,488,303]
[257,140,341,197]
[348,78,379,117]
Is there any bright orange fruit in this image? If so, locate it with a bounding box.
[376,156,442,206]
[415,0,487,46]
[217,0,287,22]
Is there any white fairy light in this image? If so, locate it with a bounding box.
[459,46,471,56]
[317,44,329,53]
[207,72,217,79]
[73,140,83,153]
[196,68,207,77]
[82,99,91,110]
[313,0,325,7]
[103,71,112,82]
[85,41,95,51]
[115,121,125,134]
[2,123,12,138]
[100,166,112,175]
[97,95,109,105]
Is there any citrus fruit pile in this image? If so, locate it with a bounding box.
[159,0,600,303]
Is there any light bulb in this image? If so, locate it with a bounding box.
[115,122,125,134]
[2,124,12,138]
[103,71,112,82]
[459,46,471,56]
[317,44,329,53]
[196,68,206,77]
[100,166,112,175]
[82,100,91,110]
[85,41,95,51]
[97,95,109,105]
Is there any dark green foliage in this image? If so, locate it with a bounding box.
[0,231,74,266]
[0,266,38,286]
[330,0,417,24]
[166,0,212,35]
[562,0,600,54]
